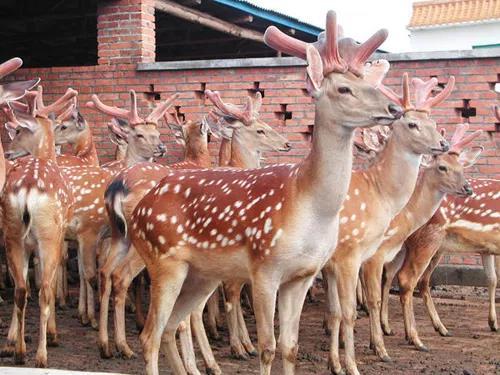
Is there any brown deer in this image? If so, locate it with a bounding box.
[100,91,289,375]
[359,123,481,362]
[322,71,453,375]
[381,134,498,351]
[0,87,77,367]
[127,11,402,375]
[101,120,129,172]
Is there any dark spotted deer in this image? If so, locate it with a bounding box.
[358,123,481,362]
[127,11,402,375]
[322,71,453,375]
[381,124,499,352]
[0,86,77,368]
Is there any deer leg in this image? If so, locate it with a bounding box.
[1,238,29,363]
[140,260,189,375]
[191,302,222,375]
[324,267,343,374]
[134,272,146,331]
[251,277,278,375]
[112,245,145,359]
[336,262,362,375]
[56,241,68,309]
[419,251,450,337]
[482,254,498,332]
[206,289,221,340]
[278,275,315,375]
[34,237,62,368]
[381,247,405,336]
[77,244,89,326]
[236,290,257,356]
[178,315,201,375]
[361,259,390,362]
[98,236,129,358]
[79,230,99,330]
[224,280,249,359]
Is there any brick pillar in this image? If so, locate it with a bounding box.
[97,0,156,65]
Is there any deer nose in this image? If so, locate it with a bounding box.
[158,143,166,152]
[440,140,450,152]
[388,104,403,119]
[463,184,473,196]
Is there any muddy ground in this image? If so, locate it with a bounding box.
[0,285,498,374]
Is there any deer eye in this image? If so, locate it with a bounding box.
[15,128,21,135]
[136,134,144,139]
[60,125,67,131]
[257,130,265,135]
[408,122,418,129]
[438,165,448,172]
[338,87,352,95]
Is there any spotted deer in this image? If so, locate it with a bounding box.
[381,131,499,352]
[126,11,403,375]
[101,121,129,171]
[321,70,453,374]
[58,90,177,329]
[0,87,77,368]
[100,91,289,375]
[357,123,481,362]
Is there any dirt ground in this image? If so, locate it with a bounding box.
[0,285,498,374]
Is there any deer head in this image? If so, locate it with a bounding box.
[87,91,179,163]
[53,98,89,146]
[378,73,453,155]
[165,110,214,162]
[5,87,78,160]
[264,11,402,130]
[205,90,291,166]
[422,124,482,197]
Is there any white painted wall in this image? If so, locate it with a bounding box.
[409,22,500,51]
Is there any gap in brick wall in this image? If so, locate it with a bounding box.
[488,73,500,92]
[145,84,161,102]
[195,82,207,100]
[456,99,476,120]
[174,106,185,122]
[247,81,265,98]
[274,104,292,125]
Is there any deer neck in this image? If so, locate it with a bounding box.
[402,170,446,231]
[114,144,127,161]
[74,127,99,165]
[296,110,354,215]
[0,140,5,191]
[33,120,57,161]
[228,134,261,169]
[367,137,421,216]
[218,138,232,167]
[124,146,152,167]
[184,144,211,168]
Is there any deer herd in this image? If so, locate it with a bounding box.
[0,10,497,375]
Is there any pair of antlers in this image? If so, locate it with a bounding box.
[86,90,179,126]
[204,90,262,126]
[264,10,387,77]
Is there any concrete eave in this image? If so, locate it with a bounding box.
[137,48,500,71]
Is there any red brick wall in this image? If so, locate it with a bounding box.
[5,58,499,176]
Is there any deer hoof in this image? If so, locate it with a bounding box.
[416,344,429,352]
[14,352,26,365]
[34,356,47,368]
[380,354,392,363]
[47,333,59,347]
[99,344,113,359]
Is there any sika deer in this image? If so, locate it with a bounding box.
[0,87,76,367]
[382,153,498,350]
[359,124,481,361]
[323,71,453,375]
[128,11,401,375]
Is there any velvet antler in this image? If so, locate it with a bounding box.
[35,86,78,118]
[412,76,455,112]
[205,90,256,126]
[0,57,23,79]
[449,123,482,154]
[378,73,412,111]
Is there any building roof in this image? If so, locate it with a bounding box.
[408,0,500,29]
[213,0,322,36]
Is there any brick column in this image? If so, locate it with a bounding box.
[97,0,156,65]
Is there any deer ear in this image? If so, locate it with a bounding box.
[459,146,483,168]
[75,111,86,130]
[11,108,38,133]
[362,129,381,151]
[0,78,40,105]
[218,126,234,140]
[420,154,435,168]
[108,118,130,140]
[5,122,17,140]
[306,45,324,97]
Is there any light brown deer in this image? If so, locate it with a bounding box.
[359,123,481,362]
[101,119,129,171]
[0,87,77,367]
[381,142,498,350]
[322,71,453,375]
[127,11,402,375]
